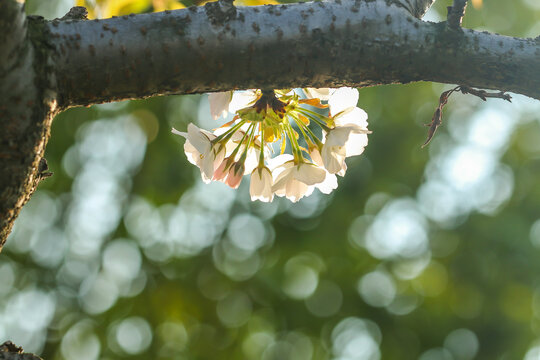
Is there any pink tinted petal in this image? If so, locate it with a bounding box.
[226,165,243,189]
[213,159,229,181]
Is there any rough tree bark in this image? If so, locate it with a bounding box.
[0,341,42,360]
[1,0,539,249]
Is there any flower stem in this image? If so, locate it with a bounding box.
[258,123,265,167]
[290,114,312,145]
[297,108,332,132]
[239,122,256,163]
[212,119,246,145]
[284,121,303,163]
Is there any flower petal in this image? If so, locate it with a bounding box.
[334,107,368,128]
[171,128,187,137]
[294,163,326,185]
[187,123,212,155]
[322,146,346,174]
[209,92,232,120]
[183,141,201,166]
[304,88,335,101]
[345,133,369,157]
[309,147,324,167]
[328,88,359,116]
[316,173,338,194]
[250,167,273,202]
[226,166,243,189]
[229,90,259,113]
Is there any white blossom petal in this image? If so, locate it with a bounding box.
[171,128,187,137]
[272,162,326,202]
[309,147,324,167]
[328,87,359,116]
[228,90,259,113]
[321,127,355,174]
[209,92,233,120]
[187,123,213,155]
[293,163,326,185]
[334,107,369,128]
[175,123,227,183]
[316,173,338,194]
[250,167,274,202]
[304,88,335,101]
[345,132,369,157]
[243,148,260,175]
[183,141,200,167]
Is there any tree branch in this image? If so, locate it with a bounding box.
[447,0,468,29]
[47,0,540,110]
[0,342,42,360]
[0,0,58,249]
[2,0,540,248]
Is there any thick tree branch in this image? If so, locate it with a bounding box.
[0,1,58,248]
[1,0,540,248]
[47,0,540,110]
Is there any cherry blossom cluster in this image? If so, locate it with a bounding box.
[172,88,370,202]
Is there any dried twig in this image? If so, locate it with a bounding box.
[422,85,511,147]
[459,85,512,102]
[422,88,456,147]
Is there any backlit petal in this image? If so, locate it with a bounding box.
[209,92,232,120]
[328,88,359,116]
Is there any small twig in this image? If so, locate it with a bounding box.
[458,85,512,102]
[447,0,468,30]
[422,87,457,147]
[422,85,511,147]
[37,158,53,181]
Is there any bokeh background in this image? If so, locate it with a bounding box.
[3,0,540,358]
